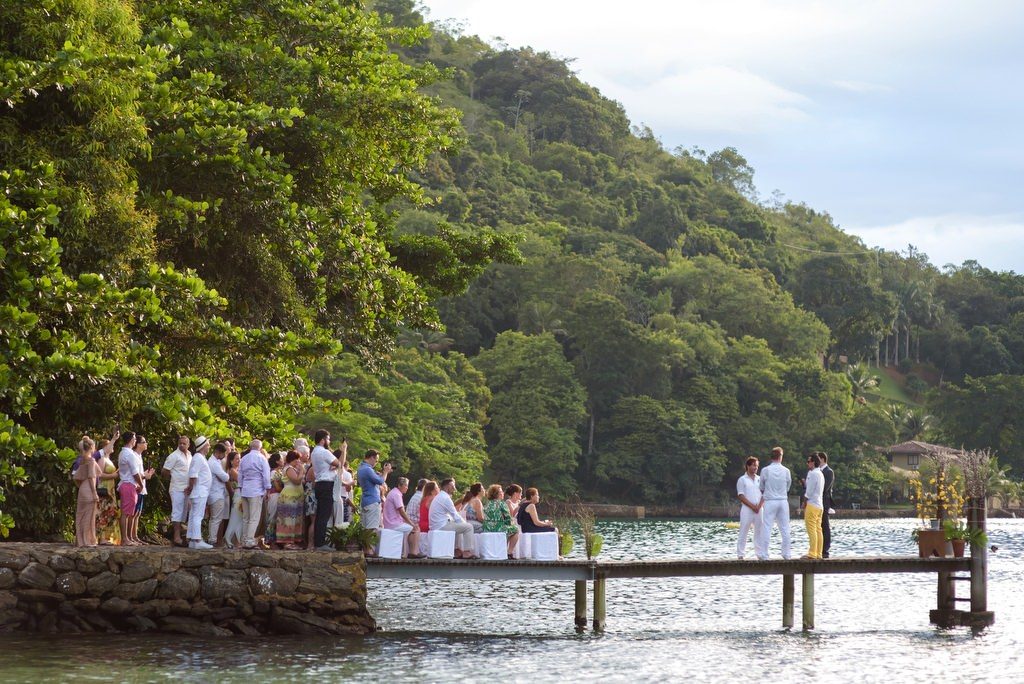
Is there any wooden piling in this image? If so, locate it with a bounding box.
[575,580,588,629]
[593,575,606,632]
[782,574,794,629]
[967,497,994,628]
[801,573,814,631]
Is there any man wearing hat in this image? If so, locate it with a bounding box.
[162,435,192,547]
[185,436,213,549]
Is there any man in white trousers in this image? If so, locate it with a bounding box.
[161,435,192,547]
[184,436,213,549]
[756,446,792,560]
[736,456,763,559]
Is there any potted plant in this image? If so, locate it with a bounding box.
[327,520,379,554]
[909,454,964,557]
[942,519,988,558]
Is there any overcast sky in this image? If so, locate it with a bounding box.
[421,0,1024,273]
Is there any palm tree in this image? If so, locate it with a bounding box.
[846,363,880,399]
[518,300,568,336]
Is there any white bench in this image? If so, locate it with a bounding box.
[378,528,405,559]
[426,530,456,559]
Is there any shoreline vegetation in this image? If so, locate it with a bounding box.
[562,503,1022,520]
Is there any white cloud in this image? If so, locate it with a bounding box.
[831,80,894,94]
[597,66,811,134]
[848,214,1024,273]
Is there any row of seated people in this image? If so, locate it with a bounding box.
[379,479,557,560]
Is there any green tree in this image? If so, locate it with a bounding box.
[473,332,587,496]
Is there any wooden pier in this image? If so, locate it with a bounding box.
[367,553,993,632]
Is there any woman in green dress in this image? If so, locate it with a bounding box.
[276,451,306,549]
[482,484,520,559]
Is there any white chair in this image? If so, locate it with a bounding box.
[515,530,531,559]
[427,530,456,559]
[479,532,507,560]
[378,528,405,559]
[529,531,559,561]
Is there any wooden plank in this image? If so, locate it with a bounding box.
[367,558,596,581]
[593,575,606,632]
[575,580,588,629]
[596,557,970,579]
[802,573,814,631]
[782,574,794,630]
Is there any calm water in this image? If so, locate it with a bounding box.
[2,518,1022,682]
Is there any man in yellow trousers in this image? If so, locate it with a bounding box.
[801,452,824,560]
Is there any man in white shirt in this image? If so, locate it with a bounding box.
[117,432,142,546]
[162,435,192,547]
[801,453,825,560]
[736,456,763,560]
[756,446,792,560]
[428,478,476,559]
[207,442,230,547]
[310,430,340,550]
[184,436,213,549]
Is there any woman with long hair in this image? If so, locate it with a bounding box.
[276,451,306,549]
[459,482,485,534]
[418,481,438,535]
[73,436,100,547]
[223,451,244,548]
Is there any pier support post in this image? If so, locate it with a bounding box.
[801,573,814,631]
[967,496,994,629]
[593,575,606,632]
[782,574,794,630]
[575,580,588,630]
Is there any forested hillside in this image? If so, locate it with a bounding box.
[2,0,1023,537]
[349,0,1024,505]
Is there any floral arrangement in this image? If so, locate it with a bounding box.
[909,453,964,524]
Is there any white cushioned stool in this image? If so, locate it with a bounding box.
[427,530,456,559]
[514,530,531,559]
[528,531,559,561]
[378,528,405,559]
[478,532,507,560]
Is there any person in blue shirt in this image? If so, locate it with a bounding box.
[357,450,392,534]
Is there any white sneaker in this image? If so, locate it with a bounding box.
[189,540,213,550]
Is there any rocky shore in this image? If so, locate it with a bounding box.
[0,544,375,636]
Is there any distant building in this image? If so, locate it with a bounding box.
[880,440,962,473]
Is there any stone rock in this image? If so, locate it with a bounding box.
[168,598,192,615]
[120,560,156,583]
[18,562,56,591]
[137,599,171,619]
[48,555,77,573]
[76,552,107,575]
[113,579,158,602]
[181,551,226,568]
[0,591,16,610]
[15,589,66,603]
[161,555,181,574]
[248,567,299,596]
[0,609,27,629]
[210,606,238,622]
[331,597,359,614]
[297,565,353,596]
[225,619,261,636]
[159,615,232,637]
[39,611,58,633]
[157,571,199,600]
[84,612,115,631]
[198,566,247,600]
[73,597,101,611]
[270,606,342,635]
[100,597,134,615]
[190,602,211,618]
[0,568,15,590]
[86,571,120,597]
[0,550,29,571]
[55,572,87,596]
[28,549,53,567]
[125,615,158,632]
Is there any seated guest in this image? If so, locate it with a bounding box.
[459,482,485,533]
[516,487,556,535]
[428,478,477,559]
[383,477,425,558]
[482,484,520,559]
[418,481,437,535]
[407,478,427,528]
[505,484,523,518]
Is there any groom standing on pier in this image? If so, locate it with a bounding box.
[756,446,792,560]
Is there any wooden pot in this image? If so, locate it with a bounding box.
[917,529,948,558]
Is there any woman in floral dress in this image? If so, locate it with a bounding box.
[275,451,306,549]
[482,484,520,559]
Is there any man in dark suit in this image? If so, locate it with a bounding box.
[819,452,835,558]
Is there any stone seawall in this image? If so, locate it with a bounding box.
[0,544,375,636]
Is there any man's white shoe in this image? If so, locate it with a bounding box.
[189,540,214,550]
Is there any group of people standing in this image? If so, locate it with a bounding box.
[71,427,557,559]
[735,446,835,561]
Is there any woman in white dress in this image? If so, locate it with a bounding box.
[223,450,244,548]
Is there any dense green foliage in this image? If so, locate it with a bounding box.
[4,0,1024,536]
[0,0,512,537]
